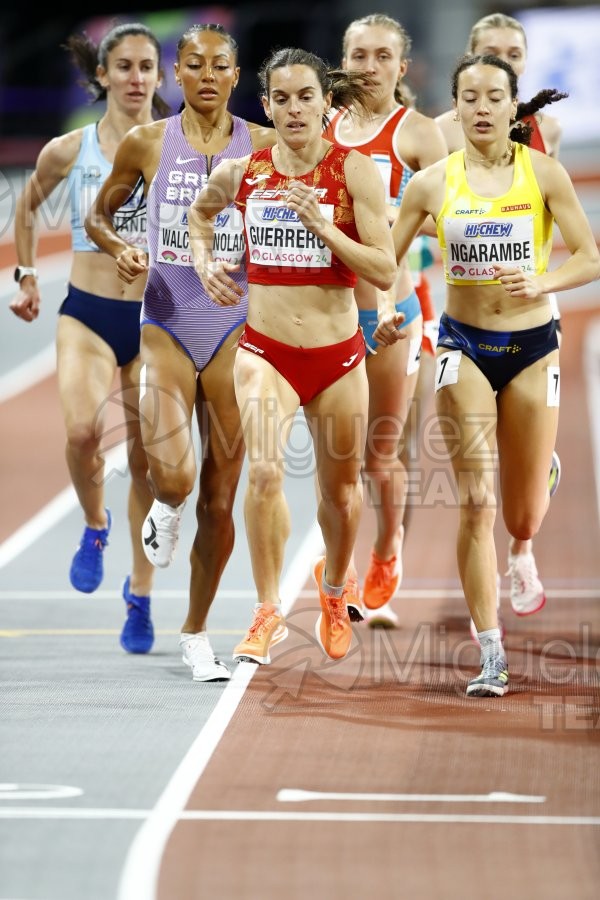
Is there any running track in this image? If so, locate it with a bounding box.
[1,185,599,899]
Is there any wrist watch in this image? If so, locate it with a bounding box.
[14,266,38,282]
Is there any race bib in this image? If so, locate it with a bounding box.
[245,200,333,268]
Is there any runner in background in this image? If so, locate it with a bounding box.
[10,23,169,654]
[325,13,447,627]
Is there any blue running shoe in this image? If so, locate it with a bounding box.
[120,576,154,654]
[69,509,111,593]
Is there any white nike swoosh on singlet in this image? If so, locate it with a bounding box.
[175,155,197,165]
[341,353,358,367]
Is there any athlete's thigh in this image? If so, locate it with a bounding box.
[56,315,116,431]
[434,350,498,503]
[197,325,245,474]
[366,316,422,451]
[497,349,559,510]
[139,324,197,470]
[306,363,369,495]
[233,346,300,465]
[119,355,148,471]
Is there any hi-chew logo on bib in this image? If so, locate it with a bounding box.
[245,200,333,267]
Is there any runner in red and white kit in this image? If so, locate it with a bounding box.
[189,47,396,665]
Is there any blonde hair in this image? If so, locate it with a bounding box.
[466,13,527,55]
[341,13,414,107]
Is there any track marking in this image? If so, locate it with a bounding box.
[0,783,83,800]
[277,789,546,804]
[117,520,324,900]
[0,342,56,403]
[1,808,598,826]
[0,444,127,569]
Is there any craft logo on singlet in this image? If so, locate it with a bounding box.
[81,166,102,183]
[453,207,487,216]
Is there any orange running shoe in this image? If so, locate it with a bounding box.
[313,557,353,659]
[363,549,400,604]
[233,604,288,665]
[362,541,402,628]
[344,564,364,622]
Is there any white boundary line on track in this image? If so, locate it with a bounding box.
[0,445,127,570]
[1,807,598,826]
[117,520,324,900]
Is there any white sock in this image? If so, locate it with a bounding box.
[477,627,504,661]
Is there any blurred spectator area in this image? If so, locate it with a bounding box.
[1,2,599,174]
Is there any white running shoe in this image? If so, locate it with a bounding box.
[364,600,399,629]
[142,499,186,568]
[506,552,546,616]
[470,572,502,644]
[180,633,231,682]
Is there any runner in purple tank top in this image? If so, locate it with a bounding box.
[86,24,276,681]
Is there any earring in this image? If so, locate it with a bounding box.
[453,111,460,122]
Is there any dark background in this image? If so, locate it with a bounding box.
[0,1,597,167]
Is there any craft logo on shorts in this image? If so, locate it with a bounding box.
[451,265,466,277]
[161,250,178,262]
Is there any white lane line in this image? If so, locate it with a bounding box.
[0,253,71,298]
[277,789,546,804]
[0,444,127,569]
[584,315,600,522]
[0,587,597,602]
[0,342,56,403]
[1,808,598,826]
[117,519,323,900]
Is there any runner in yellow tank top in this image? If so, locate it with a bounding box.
[375,55,599,698]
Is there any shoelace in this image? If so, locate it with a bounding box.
[481,654,507,678]
[506,556,538,594]
[183,636,214,662]
[370,555,397,588]
[247,608,277,638]
[79,529,109,556]
[325,595,348,631]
